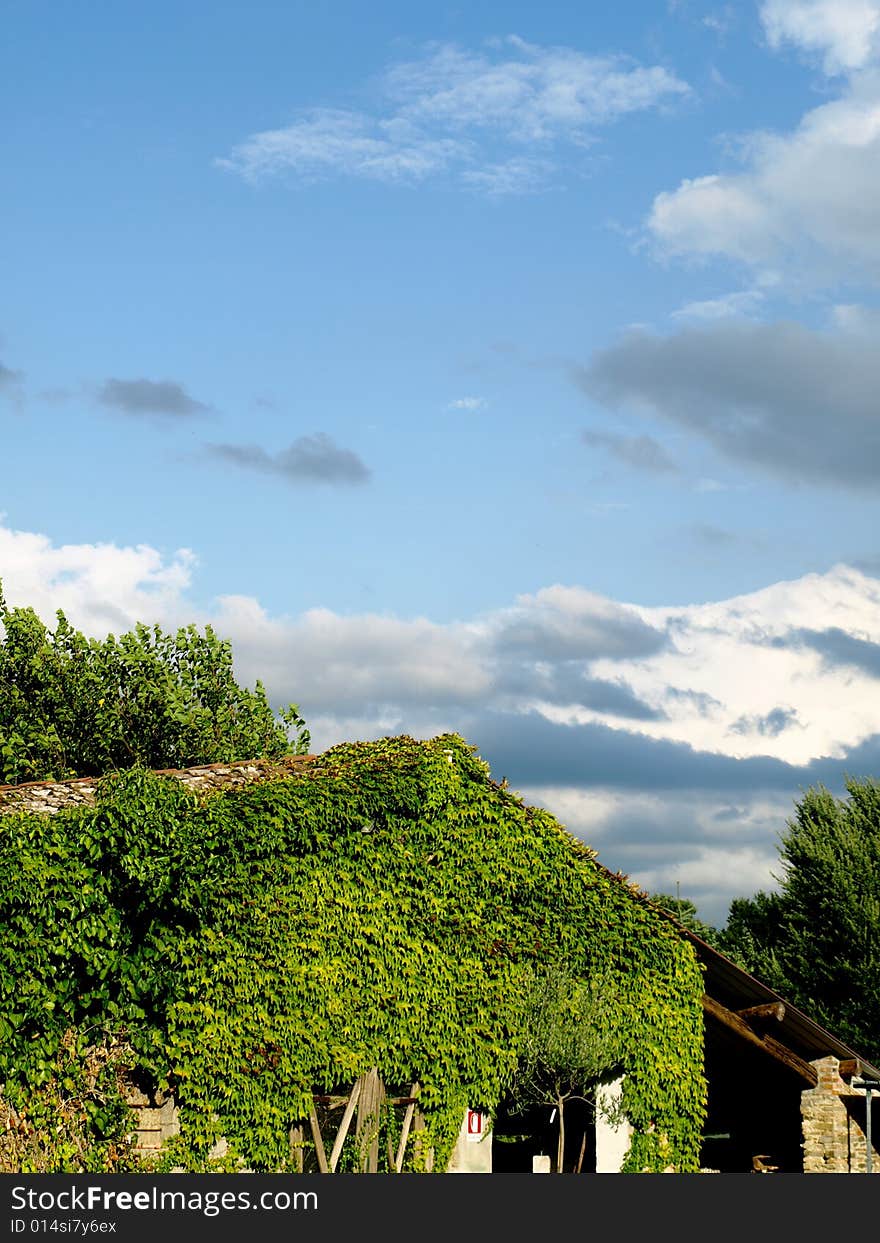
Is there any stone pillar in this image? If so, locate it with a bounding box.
[801,1056,879,1173]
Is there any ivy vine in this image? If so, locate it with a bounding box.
[0,734,707,1172]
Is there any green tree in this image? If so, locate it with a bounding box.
[507,963,623,1173]
[718,779,880,1064]
[649,893,721,948]
[0,582,309,784]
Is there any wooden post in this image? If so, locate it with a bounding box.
[355,1068,385,1173]
[308,1098,329,1173]
[329,1080,361,1173]
[394,1082,420,1173]
[288,1123,305,1173]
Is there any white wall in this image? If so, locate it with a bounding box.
[595,1077,632,1173]
[446,1109,493,1173]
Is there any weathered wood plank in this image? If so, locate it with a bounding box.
[394,1082,420,1173]
[737,1002,785,1022]
[355,1067,385,1173]
[289,1123,305,1174]
[702,994,818,1086]
[308,1098,330,1173]
[329,1080,361,1173]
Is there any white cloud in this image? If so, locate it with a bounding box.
[831,300,880,331]
[648,67,880,284]
[0,521,197,636]
[385,37,690,140]
[218,37,689,192]
[447,396,488,411]
[216,108,467,184]
[671,288,765,320]
[460,156,555,196]
[760,0,880,74]
[610,565,880,763]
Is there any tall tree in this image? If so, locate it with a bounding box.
[0,583,309,784]
[718,780,880,1065]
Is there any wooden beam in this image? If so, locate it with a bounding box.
[702,995,818,1087]
[394,1082,420,1173]
[328,1080,361,1173]
[308,1098,330,1173]
[838,1059,861,1079]
[737,1002,785,1023]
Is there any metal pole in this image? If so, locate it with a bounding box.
[867,1087,873,1175]
[853,1078,879,1173]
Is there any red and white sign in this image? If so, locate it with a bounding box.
[466,1109,485,1142]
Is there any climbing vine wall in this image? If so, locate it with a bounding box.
[0,734,707,1172]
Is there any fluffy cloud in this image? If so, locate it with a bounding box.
[761,0,880,74]
[577,319,880,489]
[3,520,880,923]
[218,36,689,193]
[648,58,880,284]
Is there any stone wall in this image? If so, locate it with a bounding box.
[124,1085,180,1158]
[0,755,316,818]
[802,1056,879,1173]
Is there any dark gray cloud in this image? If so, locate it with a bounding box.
[730,707,800,738]
[494,606,667,663]
[0,360,25,409]
[778,626,880,679]
[37,387,74,404]
[711,804,750,822]
[0,361,23,390]
[98,378,210,417]
[466,710,800,792]
[208,434,371,485]
[492,661,665,720]
[465,709,880,797]
[576,320,880,490]
[581,428,677,473]
[690,523,739,547]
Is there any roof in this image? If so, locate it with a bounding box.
[682,924,880,1081]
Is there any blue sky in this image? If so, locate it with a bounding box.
[4,1,880,922]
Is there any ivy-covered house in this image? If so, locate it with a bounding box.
[2,733,874,1175]
[0,734,707,1174]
